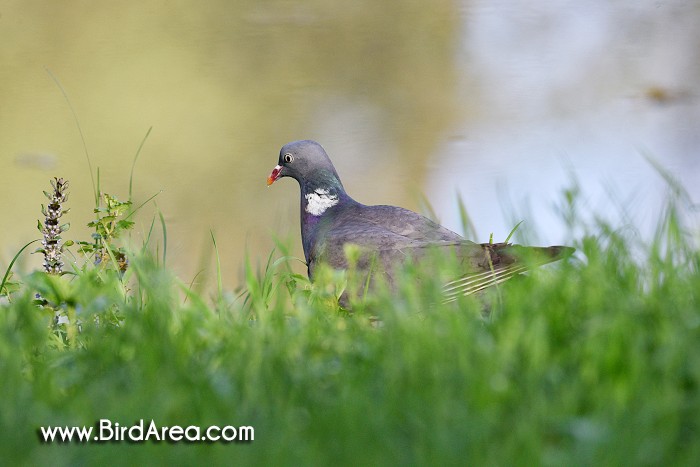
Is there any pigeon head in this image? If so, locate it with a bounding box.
[267,140,344,192]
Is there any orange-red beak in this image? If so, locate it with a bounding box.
[267,165,282,186]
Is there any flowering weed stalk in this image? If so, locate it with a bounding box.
[37,177,71,275]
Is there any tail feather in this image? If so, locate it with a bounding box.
[442,244,574,302]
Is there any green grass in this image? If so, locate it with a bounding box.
[1,186,699,466]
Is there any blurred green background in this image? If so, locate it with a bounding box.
[2,0,698,290]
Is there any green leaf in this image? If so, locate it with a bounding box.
[25,271,72,305]
[78,245,95,254]
[0,271,20,296]
[116,220,135,231]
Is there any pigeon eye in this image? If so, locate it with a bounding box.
[283,153,294,164]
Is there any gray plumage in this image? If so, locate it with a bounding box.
[268,140,573,302]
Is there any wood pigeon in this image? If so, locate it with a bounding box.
[268,140,574,303]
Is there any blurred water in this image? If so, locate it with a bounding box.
[1,0,698,289]
[428,0,700,244]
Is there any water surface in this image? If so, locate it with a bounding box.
[1,0,697,289]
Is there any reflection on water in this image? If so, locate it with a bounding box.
[1,0,698,289]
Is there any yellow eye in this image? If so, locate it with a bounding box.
[283,153,294,163]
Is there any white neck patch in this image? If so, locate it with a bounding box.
[305,188,339,216]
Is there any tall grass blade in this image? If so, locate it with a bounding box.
[0,240,39,296]
[210,230,224,311]
[415,192,440,223]
[45,68,98,205]
[129,126,152,201]
[123,191,162,222]
[158,209,167,267]
[504,220,524,243]
[456,190,478,239]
